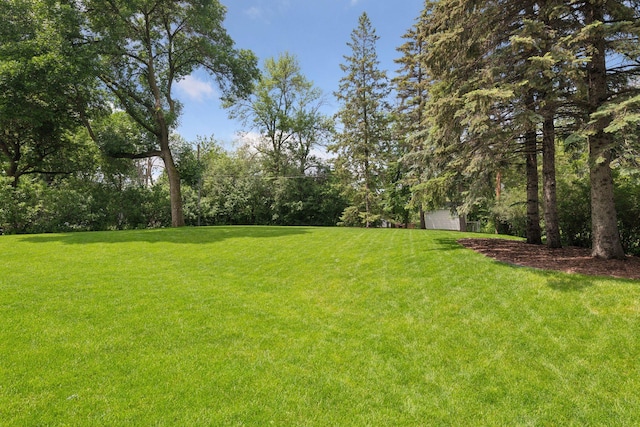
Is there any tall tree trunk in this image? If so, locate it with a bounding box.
[3,142,21,188]
[525,129,542,244]
[419,206,426,229]
[364,148,371,228]
[9,163,20,188]
[160,132,185,227]
[542,114,561,248]
[585,1,625,259]
[589,132,624,258]
[495,170,502,234]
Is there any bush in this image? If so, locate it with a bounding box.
[615,173,640,256]
[557,178,591,248]
[0,176,170,234]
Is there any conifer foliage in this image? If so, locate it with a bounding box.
[332,12,392,228]
[405,0,640,259]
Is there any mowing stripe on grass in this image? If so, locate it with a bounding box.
[1,226,639,425]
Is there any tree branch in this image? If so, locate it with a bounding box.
[108,149,163,160]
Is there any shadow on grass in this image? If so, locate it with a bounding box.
[19,225,312,245]
[539,271,596,292]
[431,236,468,252]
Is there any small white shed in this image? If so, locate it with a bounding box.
[424,209,467,231]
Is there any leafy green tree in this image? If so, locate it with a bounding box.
[332,12,391,228]
[226,52,333,223]
[201,145,270,225]
[83,0,258,227]
[227,52,330,178]
[0,0,97,186]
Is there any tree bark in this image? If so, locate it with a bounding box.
[495,170,502,234]
[525,129,542,244]
[162,145,185,228]
[419,206,426,229]
[589,132,624,259]
[542,114,561,248]
[585,1,625,259]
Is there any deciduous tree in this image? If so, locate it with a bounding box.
[0,0,97,186]
[227,52,329,178]
[83,0,258,227]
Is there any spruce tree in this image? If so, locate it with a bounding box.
[416,0,639,257]
[570,0,639,259]
[394,11,430,228]
[331,12,391,228]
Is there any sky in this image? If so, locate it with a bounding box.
[174,0,424,150]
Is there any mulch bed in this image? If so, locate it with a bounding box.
[458,238,640,281]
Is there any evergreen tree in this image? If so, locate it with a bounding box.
[416,0,519,232]
[394,10,430,228]
[570,0,639,259]
[331,12,391,228]
[414,0,639,257]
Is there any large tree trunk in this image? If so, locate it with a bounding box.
[585,1,625,259]
[162,148,185,228]
[158,124,185,227]
[542,114,561,248]
[525,129,542,244]
[589,132,624,259]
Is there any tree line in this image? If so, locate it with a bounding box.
[406,0,640,259]
[1,0,640,259]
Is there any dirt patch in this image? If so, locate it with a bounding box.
[458,238,640,281]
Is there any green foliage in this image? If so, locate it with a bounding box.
[337,205,361,227]
[221,53,343,226]
[0,0,98,185]
[188,145,346,227]
[332,12,392,227]
[557,176,592,248]
[409,0,640,255]
[492,189,528,238]
[94,112,157,159]
[226,52,330,178]
[615,172,640,255]
[0,172,170,235]
[556,172,640,256]
[86,0,258,133]
[199,147,269,225]
[83,0,259,226]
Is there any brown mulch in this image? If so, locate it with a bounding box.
[458,238,640,281]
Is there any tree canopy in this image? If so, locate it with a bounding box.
[83,0,258,226]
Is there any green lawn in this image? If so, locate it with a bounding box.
[1,226,639,426]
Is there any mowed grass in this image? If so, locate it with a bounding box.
[1,226,639,426]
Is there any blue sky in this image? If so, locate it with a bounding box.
[175,0,424,149]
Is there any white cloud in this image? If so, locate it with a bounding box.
[176,75,216,102]
[233,131,263,152]
[244,6,263,20]
[244,1,291,23]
